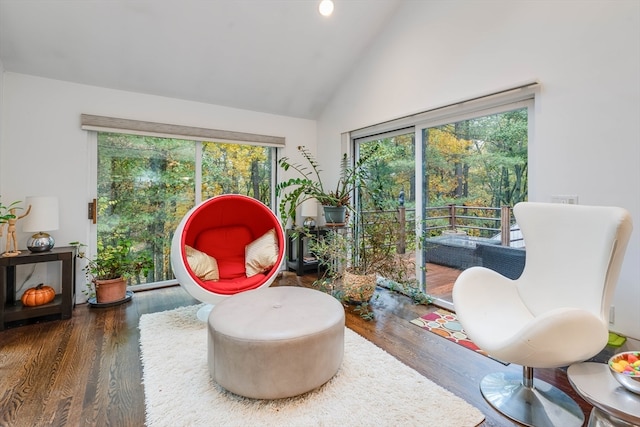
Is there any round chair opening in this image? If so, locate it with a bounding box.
[170,194,286,312]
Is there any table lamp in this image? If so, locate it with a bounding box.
[301,199,317,229]
[22,196,59,252]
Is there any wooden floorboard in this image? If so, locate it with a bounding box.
[2,270,634,426]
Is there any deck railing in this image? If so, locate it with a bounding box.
[423,204,517,245]
[361,204,522,254]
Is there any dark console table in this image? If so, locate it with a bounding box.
[286,228,330,275]
[0,246,76,330]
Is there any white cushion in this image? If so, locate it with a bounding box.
[185,245,219,281]
[245,228,279,277]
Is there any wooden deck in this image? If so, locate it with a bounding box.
[425,262,462,302]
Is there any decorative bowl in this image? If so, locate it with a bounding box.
[608,351,640,394]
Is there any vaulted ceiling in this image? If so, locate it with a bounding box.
[0,0,403,119]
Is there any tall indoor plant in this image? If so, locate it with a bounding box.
[276,145,377,226]
[71,237,152,304]
[312,210,411,304]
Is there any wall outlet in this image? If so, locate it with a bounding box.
[609,306,615,324]
[551,194,579,204]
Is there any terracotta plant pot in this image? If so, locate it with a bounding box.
[95,277,127,303]
[342,270,376,303]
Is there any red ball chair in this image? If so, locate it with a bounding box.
[171,194,286,320]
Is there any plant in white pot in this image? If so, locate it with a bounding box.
[276,145,377,227]
[71,237,152,304]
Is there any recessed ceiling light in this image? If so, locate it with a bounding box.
[319,0,334,17]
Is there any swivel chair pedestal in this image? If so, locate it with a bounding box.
[481,367,583,427]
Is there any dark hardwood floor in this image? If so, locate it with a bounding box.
[1,270,634,426]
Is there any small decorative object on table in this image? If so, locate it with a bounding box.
[1,199,30,257]
[21,283,56,306]
[22,196,60,252]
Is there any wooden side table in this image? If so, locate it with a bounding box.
[0,246,76,330]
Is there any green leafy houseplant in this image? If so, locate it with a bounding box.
[314,212,407,275]
[70,238,152,297]
[309,203,432,320]
[276,145,378,226]
[311,210,419,302]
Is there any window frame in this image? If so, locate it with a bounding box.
[349,83,538,309]
[85,125,280,289]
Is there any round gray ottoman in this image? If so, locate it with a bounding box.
[207,286,345,399]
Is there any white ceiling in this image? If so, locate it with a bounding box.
[0,0,402,119]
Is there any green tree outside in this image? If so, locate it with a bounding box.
[97,133,272,284]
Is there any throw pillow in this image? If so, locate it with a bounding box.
[245,228,279,277]
[185,245,220,281]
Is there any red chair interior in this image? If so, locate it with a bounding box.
[179,195,285,295]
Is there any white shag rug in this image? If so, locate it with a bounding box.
[139,304,485,427]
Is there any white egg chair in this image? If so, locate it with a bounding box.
[453,202,632,427]
[171,194,286,321]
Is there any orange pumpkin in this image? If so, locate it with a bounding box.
[21,283,56,307]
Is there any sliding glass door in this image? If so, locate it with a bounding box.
[418,104,531,308]
[96,132,275,286]
[353,90,534,309]
[355,130,418,289]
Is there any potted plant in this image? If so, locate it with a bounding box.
[276,145,377,227]
[311,209,412,304]
[71,237,152,304]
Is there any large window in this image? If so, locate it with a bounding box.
[423,107,528,218]
[352,83,536,308]
[97,132,275,285]
[419,106,529,306]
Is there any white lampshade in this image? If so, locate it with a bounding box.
[22,196,60,232]
[301,199,318,218]
[22,196,59,252]
[301,199,317,228]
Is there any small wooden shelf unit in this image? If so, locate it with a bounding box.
[0,246,76,330]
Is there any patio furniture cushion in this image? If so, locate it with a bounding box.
[476,243,526,280]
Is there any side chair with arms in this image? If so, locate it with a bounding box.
[452,202,633,427]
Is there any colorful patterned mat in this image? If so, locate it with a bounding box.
[410,309,508,364]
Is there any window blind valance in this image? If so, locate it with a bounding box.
[80,114,285,147]
[350,81,539,141]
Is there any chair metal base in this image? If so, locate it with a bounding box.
[480,370,584,427]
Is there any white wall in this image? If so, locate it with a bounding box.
[0,72,316,302]
[317,0,640,338]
